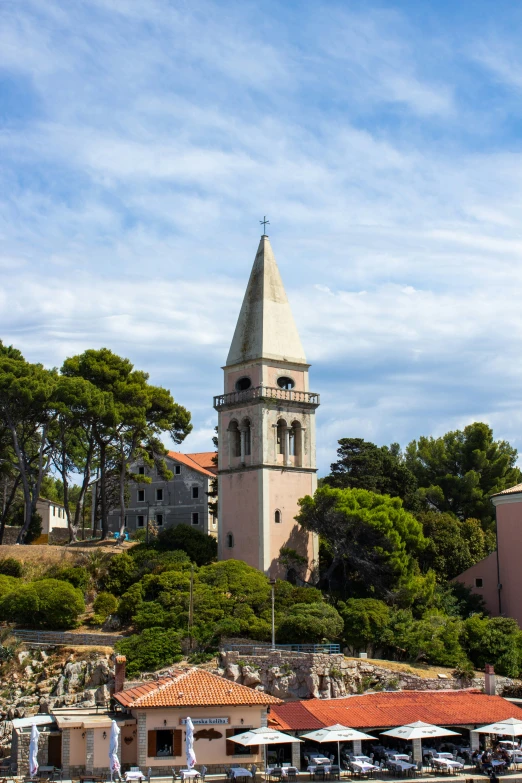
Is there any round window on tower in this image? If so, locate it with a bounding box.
[235,377,252,391]
[277,377,295,390]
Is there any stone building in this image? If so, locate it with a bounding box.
[214,233,320,577]
[108,451,217,538]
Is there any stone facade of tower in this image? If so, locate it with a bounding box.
[214,235,319,577]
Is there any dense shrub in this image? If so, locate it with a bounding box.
[44,565,90,592]
[0,575,20,599]
[118,582,144,622]
[92,592,118,624]
[115,628,183,677]
[0,579,85,628]
[277,602,343,643]
[156,525,217,565]
[0,558,23,578]
[103,553,138,595]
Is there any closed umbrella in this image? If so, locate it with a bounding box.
[381,721,460,764]
[29,723,40,778]
[186,717,197,769]
[301,725,376,765]
[231,727,302,769]
[109,720,121,782]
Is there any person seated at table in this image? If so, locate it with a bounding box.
[482,751,493,773]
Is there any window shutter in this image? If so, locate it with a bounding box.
[173,729,182,757]
[147,730,157,757]
[226,729,236,756]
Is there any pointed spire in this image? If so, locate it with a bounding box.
[226,235,307,366]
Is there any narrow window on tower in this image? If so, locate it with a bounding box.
[175,465,181,475]
[156,488,163,501]
[275,509,281,524]
[192,512,199,525]
[138,466,145,475]
[226,532,234,548]
[228,420,241,458]
[277,420,287,455]
[138,489,145,502]
[243,418,251,456]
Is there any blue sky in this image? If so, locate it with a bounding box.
[2,0,522,474]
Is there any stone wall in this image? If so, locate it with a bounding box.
[1,528,22,545]
[219,650,510,700]
[14,727,51,775]
[12,630,122,647]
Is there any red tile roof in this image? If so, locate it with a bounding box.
[186,452,218,475]
[167,452,216,478]
[114,668,282,709]
[492,483,522,497]
[269,690,522,731]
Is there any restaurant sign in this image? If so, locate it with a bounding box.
[180,718,229,725]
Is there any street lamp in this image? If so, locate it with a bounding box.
[269,578,276,650]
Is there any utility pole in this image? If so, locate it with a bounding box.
[270,578,276,651]
[188,565,194,651]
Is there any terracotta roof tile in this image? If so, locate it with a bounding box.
[269,691,522,731]
[167,452,215,478]
[185,452,218,475]
[114,668,282,709]
[492,483,522,497]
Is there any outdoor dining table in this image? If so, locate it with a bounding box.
[309,759,330,766]
[179,771,201,781]
[351,756,372,763]
[125,773,145,781]
[265,768,297,778]
[433,753,454,760]
[389,755,410,762]
[230,770,253,779]
[350,762,380,777]
[388,760,417,777]
[432,759,464,774]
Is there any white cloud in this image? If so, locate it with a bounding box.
[2,0,522,473]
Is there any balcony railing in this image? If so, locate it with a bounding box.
[213,385,320,410]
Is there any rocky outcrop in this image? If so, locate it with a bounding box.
[218,650,516,700]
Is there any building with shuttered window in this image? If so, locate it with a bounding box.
[113,663,282,774]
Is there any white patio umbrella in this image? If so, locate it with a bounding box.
[381,721,460,763]
[186,717,197,769]
[231,727,302,769]
[473,718,522,750]
[109,720,121,782]
[301,725,377,765]
[29,723,40,778]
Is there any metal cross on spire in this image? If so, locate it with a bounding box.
[260,216,270,234]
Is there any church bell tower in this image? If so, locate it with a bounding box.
[213,232,320,576]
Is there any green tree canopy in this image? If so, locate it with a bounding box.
[297,486,426,599]
[325,438,419,511]
[156,525,217,565]
[115,627,183,677]
[277,603,343,643]
[462,615,522,677]
[338,598,390,653]
[417,511,493,582]
[405,422,521,528]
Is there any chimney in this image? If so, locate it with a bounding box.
[484,663,496,695]
[114,655,126,694]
